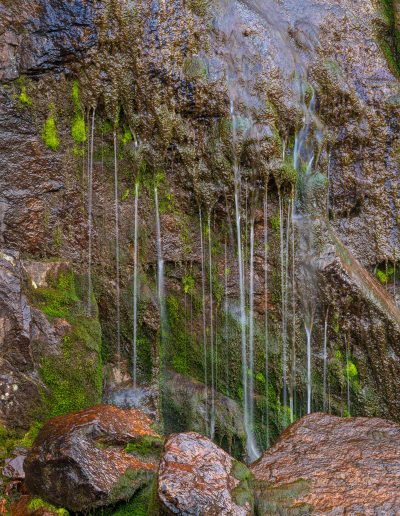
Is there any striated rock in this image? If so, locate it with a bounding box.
[251,413,400,515]
[158,432,253,515]
[24,404,161,512]
[3,454,26,480]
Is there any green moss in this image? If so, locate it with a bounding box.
[231,460,251,482]
[42,108,60,151]
[255,479,312,514]
[183,56,208,81]
[270,214,280,232]
[125,435,164,457]
[121,188,130,202]
[110,468,154,504]
[30,271,102,418]
[182,273,195,295]
[71,81,87,145]
[28,498,69,516]
[120,127,133,145]
[0,421,42,461]
[19,86,32,107]
[378,0,400,77]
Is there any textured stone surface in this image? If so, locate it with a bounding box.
[251,413,400,515]
[158,432,252,515]
[24,404,159,512]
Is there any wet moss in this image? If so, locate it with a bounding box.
[30,271,102,418]
[71,81,87,145]
[42,107,60,151]
[110,468,155,506]
[125,435,164,458]
[0,421,42,460]
[28,498,68,516]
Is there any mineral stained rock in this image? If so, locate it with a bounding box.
[158,432,253,515]
[251,413,400,515]
[24,404,160,512]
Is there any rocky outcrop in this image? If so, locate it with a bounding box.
[158,432,253,515]
[0,0,100,80]
[0,251,102,430]
[24,404,161,512]
[251,413,400,515]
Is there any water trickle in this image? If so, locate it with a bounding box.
[323,307,329,412]
[132,182,140,386]
[290,195,296,423]
[263,185,270,446]
[199,208,209,435]
[305,320,313,414]
[87,108,95,317]
[231,99,259,461]
[113,131,121,366]
[208,213,216,439]
[224,239,230,397]
[345,336,351,416]
[248,213,256,432]
[154,187,165,340]
[279,193,289,416]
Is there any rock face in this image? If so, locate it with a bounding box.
[24,404,160,512]
[158,432,253,515]
[251,413,400,515]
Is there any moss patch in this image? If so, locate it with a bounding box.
[28,498,68,516]
[29,270,102,418]
[42,107,60,150]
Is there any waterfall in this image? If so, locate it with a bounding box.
[279,193,288,415]
[305,321,313,414]
[113,131,121,366]
[154,188,165,341]
[199,208,208,434]
[231,99,260,461]
[224,239,230,397]
[132,182,140,386]
[345,336,351,416]
[263,186,270,445]
[290,195,296,423]
[323,307,329,411]
[208,214,215,439]
[249,214,256,433]
[87,108,95,317]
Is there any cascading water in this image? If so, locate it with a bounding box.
[87,108,95,317]
[208,214,215,439]
[323,307,329,411]
[154,188,165,340]
[132,182,139,386]
[113,131,121,366]
[292,80,324,416]
[199,208,209,434]
[224,239,230,397]
[248,213,256,432]
[263,185,270,445]
[231,99,260,461]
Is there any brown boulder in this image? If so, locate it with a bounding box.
[158,432,253,515]
[251,413,400,514]
[24,404,161,512]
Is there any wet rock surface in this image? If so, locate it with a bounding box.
[251,413,400,515]
[158,432,253,515]
[24,404,160,512]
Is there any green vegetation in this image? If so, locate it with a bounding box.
[71,81,87,145]
[42,107,60,151]
[28,498,69,516]
[270,214,280,231]
[0,421,42,460]
[30,270,102,418]
[125,435,164,457]
[378,0,400,77]
[19,85,32,106]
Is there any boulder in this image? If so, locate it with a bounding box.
[3,454,26,480]
[24,404,161,512]
[158,432,253,515]
[251,413,400,514]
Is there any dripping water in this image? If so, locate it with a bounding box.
[208,213,215,439]
[263,185,270,446]
[305,319,313,414]
[132,182,140,386]
[87,108,95,316]
[154,188,165,340]
[199,208,208,434]
[323,307,329,411]
[231,99,259,461]
[248,213,256,432]
[113,132,121,366]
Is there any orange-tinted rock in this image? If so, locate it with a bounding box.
[158,432,253,515]
[251,413,400,514]
[24,405,160,512]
